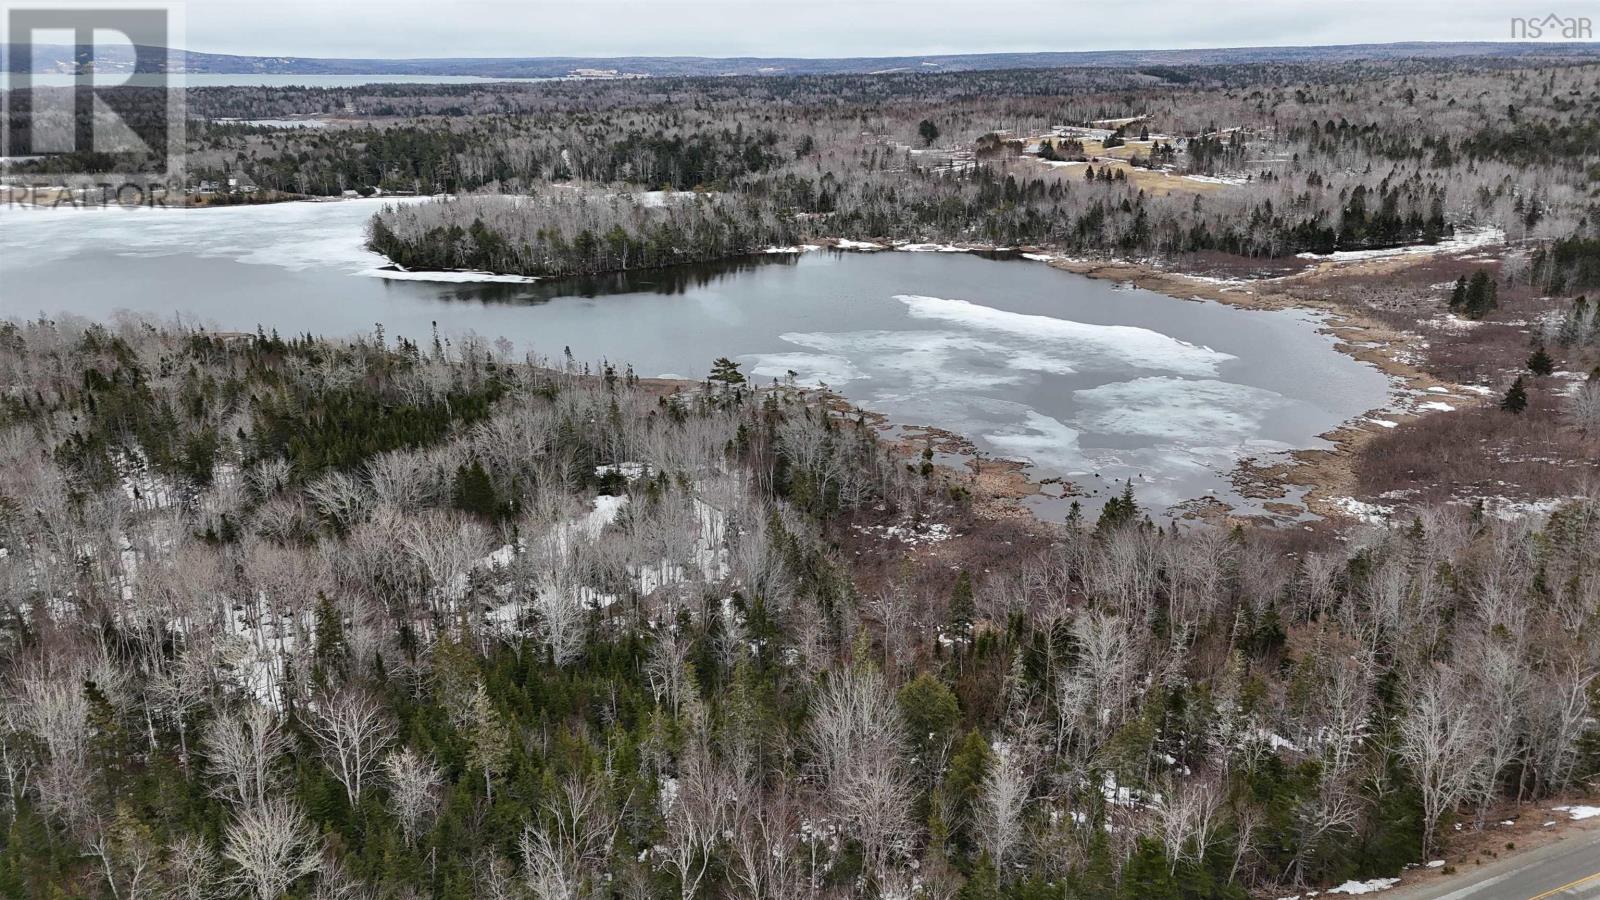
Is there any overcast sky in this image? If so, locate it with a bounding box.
[182,0,1569,58]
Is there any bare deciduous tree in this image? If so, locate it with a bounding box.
[659,738,734,900]
[304,690,397,808]
[805,668,916,880]
[1155,777,1225,874]
[222,798,323,900]
[163,835,224,900]
[1397,668,1489,855]
[520,773,620,900]
[202,706,289,809]
[382,747,444,847]
[974,741,1031,873]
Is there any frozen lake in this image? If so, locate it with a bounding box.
[0,199,1390,519]
[11,73,557,88]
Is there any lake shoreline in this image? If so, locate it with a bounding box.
[1040,253,1487,523]
[1,198,1406,526]
[348,225,1464,526]
[364,239,1412,525]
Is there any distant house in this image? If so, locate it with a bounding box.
[195,180,219,194]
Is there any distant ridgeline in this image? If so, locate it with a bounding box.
[5,40,1600,77]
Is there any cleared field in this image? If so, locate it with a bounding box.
[1033,136,1231,196]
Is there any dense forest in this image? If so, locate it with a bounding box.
[1,318,1598,899]
[11,58,1596,276]
[145,61,1600,276]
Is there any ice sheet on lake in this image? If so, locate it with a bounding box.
[359,267,540,284]
[1072,377,1287,441]
[895,294,1233,377]
[778,330,1023,391]
[0,197,423,275]
[742,352,866,386]
[983,411,1083,467]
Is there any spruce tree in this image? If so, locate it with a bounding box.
[1096,479,1140,533]
[1463,270,1498,320]
[453,459,499,518]
[948,570,975,631]
[1528,345,1555,376]
[1501,375,1528,413]
[898,674,960,764]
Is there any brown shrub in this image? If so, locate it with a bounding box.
[1356,390,1600,504]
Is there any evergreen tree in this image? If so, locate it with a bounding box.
[942,730,993,854]
[1527,345,1555,376]
[948,570,976,631]
[1096,480,1140,534]
[453,458,499,518]
[1463,270,1498,320]
[465,683,511,800]
[898,673,961,764]
[958,853,1002,900]
[918,119,941,147]
[709,356,746,387]
[1501,375,1529,413]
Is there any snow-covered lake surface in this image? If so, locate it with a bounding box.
[0,200,1390,519]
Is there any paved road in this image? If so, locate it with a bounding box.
[1391,826,1600,899]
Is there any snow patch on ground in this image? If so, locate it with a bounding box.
[595,462,650,480]
[1331,497,1395,524]
[1425,314,1481,332]
[851,518,956,546]
[1554,805,1600,820]
[1326,877,1400,895]
[1182,173,1252,185]
[1295,227,1504,263]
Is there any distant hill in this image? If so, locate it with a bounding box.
[5,41,1600,78]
